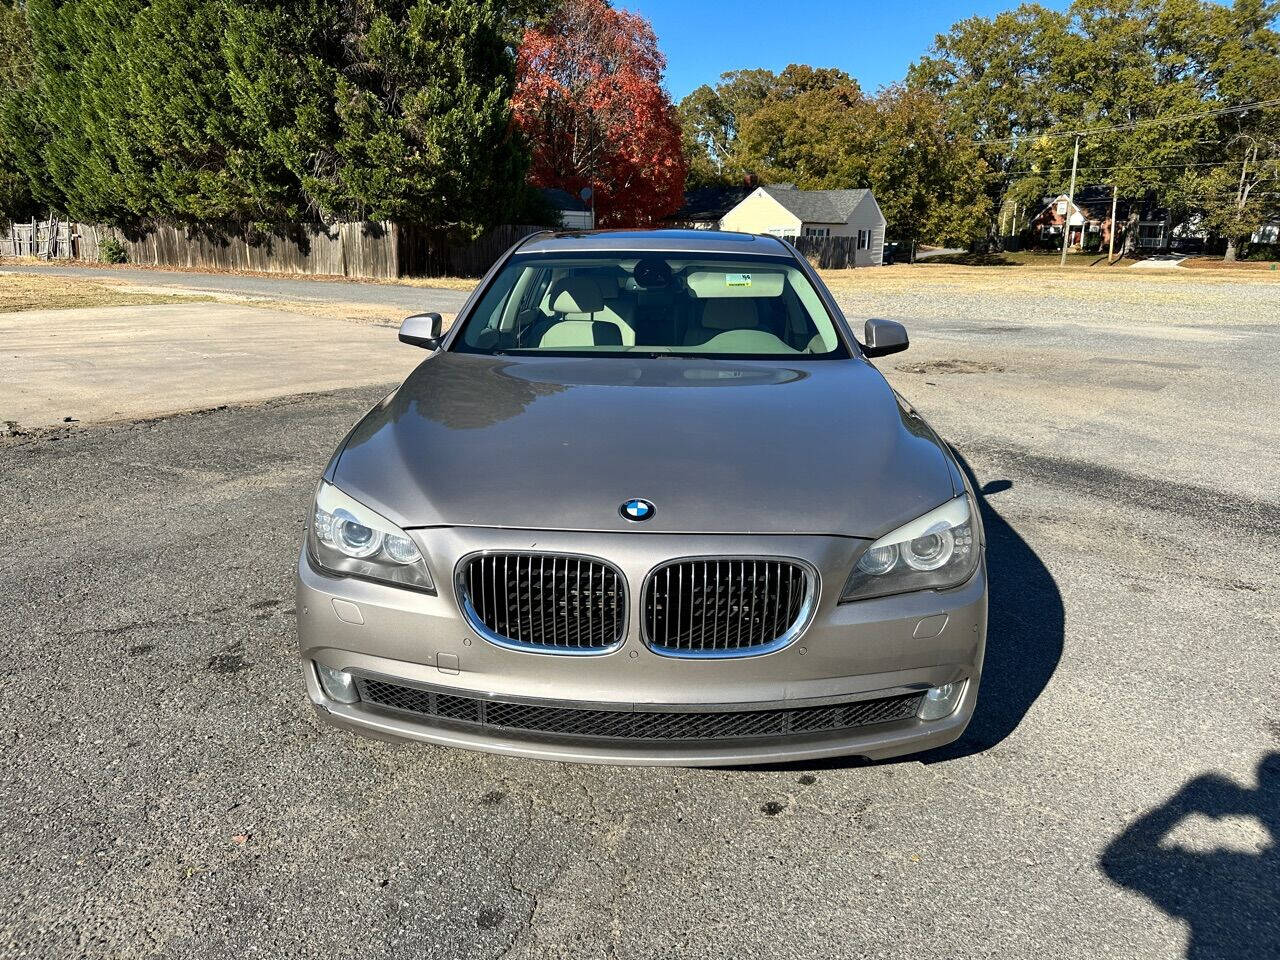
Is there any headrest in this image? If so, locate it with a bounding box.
[578,267,624,298]
[549,277,604,315]
[701,298,760,330]
[537,320,622,347]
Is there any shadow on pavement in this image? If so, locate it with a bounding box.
[1099,753,1279,959]
[731,454,1063,773]
[921,454,1064,761]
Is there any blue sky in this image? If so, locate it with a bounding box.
[626,0,1071,101]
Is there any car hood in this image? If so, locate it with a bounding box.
[332,352,957,538]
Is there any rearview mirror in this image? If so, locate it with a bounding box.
[399,313,443,349]
[862,318,909,357]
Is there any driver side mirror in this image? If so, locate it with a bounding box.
[862,318,909,357]
[399,312,443,349]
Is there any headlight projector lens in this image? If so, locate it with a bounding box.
[841,494,978,602]
[308,482,434,592]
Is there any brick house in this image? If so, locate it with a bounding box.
[1028,186,1171,252]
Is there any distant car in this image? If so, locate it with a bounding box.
[296,229,987,766]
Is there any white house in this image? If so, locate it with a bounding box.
[540,188,595,230]
[718,184,887,265]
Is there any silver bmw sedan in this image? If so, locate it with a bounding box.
[295,229,987,765]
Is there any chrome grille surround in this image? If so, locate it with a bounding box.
[642,556,819,658]
[456,551,627,655]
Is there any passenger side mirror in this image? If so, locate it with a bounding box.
[862,318,909,357]
[399,313,443,349]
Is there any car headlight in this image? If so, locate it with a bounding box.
[841,494,978,602]
[307,481,434,592]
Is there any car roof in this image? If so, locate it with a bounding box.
[517,229,794,258]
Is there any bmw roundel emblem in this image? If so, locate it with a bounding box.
[620,498,655,522]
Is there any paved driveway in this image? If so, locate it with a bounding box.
[2,262,473,314]
[1,270,1277,959]
[1,302,420,428]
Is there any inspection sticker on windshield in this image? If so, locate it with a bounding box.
[726,273,752,287]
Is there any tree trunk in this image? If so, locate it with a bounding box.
[1224,238,1238,262]
[1121,210,1140,256]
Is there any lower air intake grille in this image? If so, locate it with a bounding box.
[644,558,813,656]
[459,553,625,652]
[356,678,922,742]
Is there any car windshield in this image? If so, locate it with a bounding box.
[453,252,849,358]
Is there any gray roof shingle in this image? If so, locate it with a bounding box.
[761,185,870,224]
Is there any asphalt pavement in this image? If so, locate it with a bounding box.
[1,270,1277,959]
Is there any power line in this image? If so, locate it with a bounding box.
[986,159,1254,180]
[973,97,1280,147]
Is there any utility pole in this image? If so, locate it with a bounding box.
[1108,184,1118,264]
[1060,135,1080,267]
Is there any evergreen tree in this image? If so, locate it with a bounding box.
[5,0,538,233]
[226,0,533,230]
[0,0,38,224]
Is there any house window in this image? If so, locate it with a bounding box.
[856,229,868,250]
[1137,222,1166,249]
[803,226,829,238]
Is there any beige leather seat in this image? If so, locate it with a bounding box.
[537,277,635,347]
[684,298,764,345]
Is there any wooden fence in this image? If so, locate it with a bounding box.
[793,235,862,269]
[7,218,75,259]
[396,223,547,277]
[5,218,547,278]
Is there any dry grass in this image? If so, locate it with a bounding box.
[916,250,1109,268]
[1,257,481,290]
[1181,257,1280,272]
[0,273,212,313]
[818,260,1280,295]
[246,297,458,330]
[0,271,464,328]
[391,276,479,291]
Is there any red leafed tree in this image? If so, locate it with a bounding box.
[513,0,686,226]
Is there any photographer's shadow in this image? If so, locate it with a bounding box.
[1100,754,1279,959]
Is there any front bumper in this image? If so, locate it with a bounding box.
[295,526,987,766]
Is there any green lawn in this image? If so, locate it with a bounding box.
[919,250,1120,268]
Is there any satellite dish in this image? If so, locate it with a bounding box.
[579,187,593,202]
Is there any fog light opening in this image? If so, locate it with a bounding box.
[918,680,966,721]
[315,662,359,704]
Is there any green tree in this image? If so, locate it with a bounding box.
[678,70,778,181]
[908,0,1280,255]
[677,66,854,188]
[729,73,991,246]
[1195,0,1280,257]
[859,86,993,247]
[0,0,38,224]
[5,0,539,234]
[908,3,1074,206]
[284,0,532,229]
